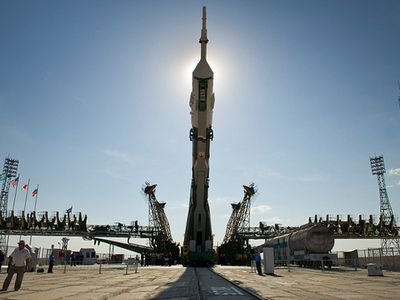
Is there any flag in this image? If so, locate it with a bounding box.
[21,183,28,191]
[32,188,38,197]
[66,206,72,214]
[10,176,19,187]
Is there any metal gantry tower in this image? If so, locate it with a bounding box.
[142,182,173,244]
[223,184,257,244]
[0,157,19,251]
[370,155,400,252]
[218,184,257,265]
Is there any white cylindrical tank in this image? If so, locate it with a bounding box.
[289,224,334,253]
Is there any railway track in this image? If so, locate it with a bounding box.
[193,267,264,299]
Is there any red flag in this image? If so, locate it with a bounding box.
[21,183,28,191]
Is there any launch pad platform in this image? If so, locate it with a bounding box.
[0,265,398,299]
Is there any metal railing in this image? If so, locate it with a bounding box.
[334,247,400,271]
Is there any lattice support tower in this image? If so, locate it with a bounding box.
[370,155,400,252]
[0,157,19,252]
[222,184,256,244]
[143,182,173,245]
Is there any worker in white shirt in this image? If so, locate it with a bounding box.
[1,240,31,291]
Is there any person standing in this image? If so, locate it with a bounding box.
[71,252,76,266]
[134,255,139,273]
[0,250,5,273]
[1,240,31,291]
[250,253,256,273]
[48,253,55,273]
[255,252,262,275]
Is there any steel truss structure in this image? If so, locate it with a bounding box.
[218,184,257,265]
[0,157,19,251]
[143,182,172,243]
[370,155,400,252]
[0,182,178,259]
[0,209,161,254]
[234,214,399,241]
[223,184,256,244]
[309,214,399,239]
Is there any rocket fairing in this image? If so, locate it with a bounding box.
[183,6,215,252]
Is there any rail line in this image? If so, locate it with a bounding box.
[193,267,264,299]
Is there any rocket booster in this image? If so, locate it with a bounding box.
[184,6,215,252]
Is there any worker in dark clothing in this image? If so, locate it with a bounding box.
[0,250,4,273]
[48,253,54,273]
[255,253,262,275]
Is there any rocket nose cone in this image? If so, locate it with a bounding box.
[193,59,213,78]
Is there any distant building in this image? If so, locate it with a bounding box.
[80,248,96,265]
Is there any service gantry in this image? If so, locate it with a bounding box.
[142,182,179,260]
[223,184,256,244]
[218,184,257,265]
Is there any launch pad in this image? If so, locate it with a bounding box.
[0,264,399,299]
[0,7,399,269]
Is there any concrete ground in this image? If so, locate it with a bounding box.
[0,264,397,299]
[213,265,400,300]
[0,265,188,300]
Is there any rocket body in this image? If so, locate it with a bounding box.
[184,7,215,253]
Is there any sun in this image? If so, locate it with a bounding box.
[182,55,226,92]
[184,57,199,87]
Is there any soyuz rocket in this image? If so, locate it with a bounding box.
[183,7,215,254]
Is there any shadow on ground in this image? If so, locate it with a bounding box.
[151,267,263,299]
[150,267,198,299]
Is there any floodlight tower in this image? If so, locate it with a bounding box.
[370,155,400,252]
[0,157,19,251]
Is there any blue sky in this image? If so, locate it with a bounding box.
[1,0,400,253]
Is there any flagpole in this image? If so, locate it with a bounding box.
[11,173,19,211]
[32,184,39,213]
[22,178,30,214]
[7,174,20,254]
[20,178,30,241]
[30,184,39,245]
